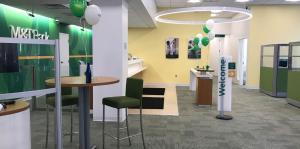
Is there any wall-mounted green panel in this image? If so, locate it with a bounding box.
[0,3,93,94]
[287,71,300,102]
[260,67,274,93]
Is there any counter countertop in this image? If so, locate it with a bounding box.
[0,101,30,116]
[190,68,213,78]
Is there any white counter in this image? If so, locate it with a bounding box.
[189,68,213,91]
[0,101,31,149]
[80,59,146,77]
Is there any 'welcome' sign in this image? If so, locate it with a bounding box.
[217,56,232,112]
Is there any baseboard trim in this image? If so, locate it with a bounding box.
[245,85,259,90]
[287,98,300,108]
[144,82,188,87]
[176,83,189,87]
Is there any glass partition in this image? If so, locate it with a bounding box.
[0,43,55,94]
[291,45,300,70]
[262,46,274,67]
[0,38,63,149]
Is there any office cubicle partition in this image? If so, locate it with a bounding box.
[260,44,289,97]
[287,42,300,107]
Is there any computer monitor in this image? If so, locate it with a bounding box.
[0,43,19,73]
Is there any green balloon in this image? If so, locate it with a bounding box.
[203,25,210,34]
[193,37,200,45]
[201,37,210,46]
[70,0,87,18]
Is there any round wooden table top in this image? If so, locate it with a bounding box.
[45,76,119,87]
[0,101,30,116]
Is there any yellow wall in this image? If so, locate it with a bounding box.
[129,22,211,84]
[247,5,300,87]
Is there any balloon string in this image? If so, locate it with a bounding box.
[80,18,88,63]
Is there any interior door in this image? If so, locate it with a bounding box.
[59,33,70,76]
[238,38,248,86]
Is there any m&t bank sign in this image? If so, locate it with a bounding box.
[10,25,49,40]
[217,56,232,112]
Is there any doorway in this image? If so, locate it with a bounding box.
[238,38,248,86]
[59,33,70,76]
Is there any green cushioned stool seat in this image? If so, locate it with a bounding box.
[103,96,140,108]
[46,95,78,107]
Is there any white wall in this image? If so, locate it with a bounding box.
[93,0,128,122]
[208,23,231,76]
[209,16,249,79]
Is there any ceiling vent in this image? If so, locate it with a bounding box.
[43,4,68,9]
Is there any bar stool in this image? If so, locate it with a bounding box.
[45,88,78,148]
[102,78,146,149]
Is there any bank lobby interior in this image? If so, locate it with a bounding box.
[1,0,300,149]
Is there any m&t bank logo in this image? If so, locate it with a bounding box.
[10,25,49,40]
[219,57,226,97]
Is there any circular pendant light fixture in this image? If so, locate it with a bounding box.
[154,7,252,25]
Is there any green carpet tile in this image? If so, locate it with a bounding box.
[31,83,300,149]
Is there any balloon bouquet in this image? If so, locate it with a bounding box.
[69,0,101,63]
[70,0,102,26]
[192,19,215,70]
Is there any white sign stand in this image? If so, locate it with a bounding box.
[216,56,233,120]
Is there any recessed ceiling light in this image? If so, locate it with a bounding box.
[235,0,251,2]
[211,13,218,17]
[285,0,300,2]
[211,10,222,13]
[155,7,253,25]
[187,0,202,3]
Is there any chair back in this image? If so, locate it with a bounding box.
[126,78,143,100]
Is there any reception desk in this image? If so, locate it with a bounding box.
[190,68,213,105]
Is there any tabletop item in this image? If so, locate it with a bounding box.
[85,63,92,83]
[206,65,210,70]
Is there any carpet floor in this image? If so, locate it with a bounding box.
[31,83,300,149]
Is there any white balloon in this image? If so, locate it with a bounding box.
[198,40,202,49]
[206,19,215,30]
[208,31,215,40]
[84,5,102,25]
[196,33,203,39]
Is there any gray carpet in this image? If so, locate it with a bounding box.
[31,83,300,149]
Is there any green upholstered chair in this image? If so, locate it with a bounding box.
[45,87,78,148]
[102,78,146,149]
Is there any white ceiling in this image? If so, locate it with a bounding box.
[155,0,300,8]
[128,0,157,28]
[0,0,300,28]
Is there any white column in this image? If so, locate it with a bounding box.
[92,0,128,121]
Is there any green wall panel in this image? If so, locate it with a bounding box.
[287,71,300,102]
[0,4,92,94]
[260,67,274,93]
[277,68,288,92]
